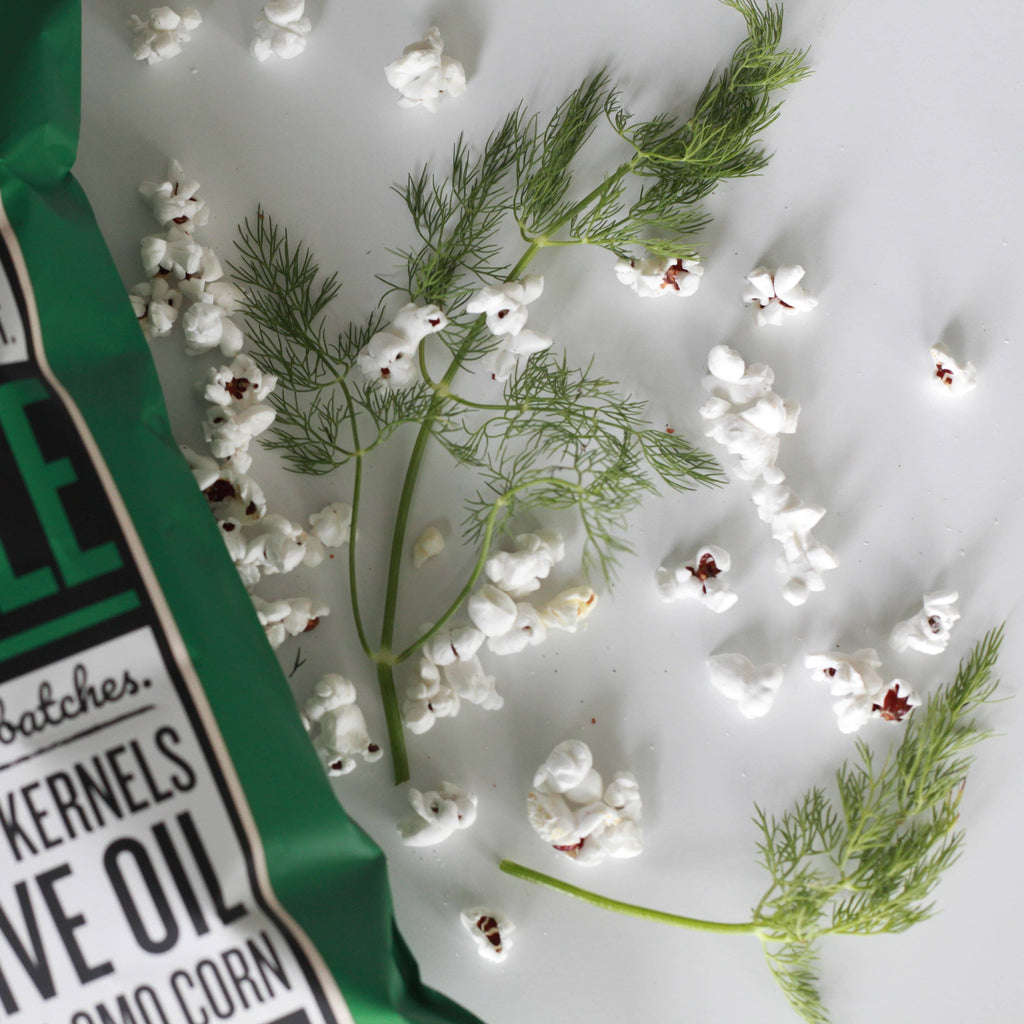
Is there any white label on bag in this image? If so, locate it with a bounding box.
[0,627,332,1024]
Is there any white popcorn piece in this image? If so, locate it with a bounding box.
[707,653,783,719]
[139,159,208,230]
[253,0,312,61]
[460,908,514,964]
[442,655,503,710]
[184,451,267,522]
[889,590,960,655]
[202,354,278,408]
[485,530,565,597]
[467,276,544,337]
[183,300,245,357]
[486,328,553,382]
[700,346,799,483]
[486,603,547,656]
[930,344,977,395]
[130,6,201,64]
[304,674,382,776]
[308,502,353,548]
[804,649,919,733]
[385,27,467,113]
[203,402,276,472]
[413,525,445,568]
[422,623,485,666]
[129,277,181,339]
[242,513,311,576]
[614,256,703,299]
[178,252,240,305]
[251,595,328,648]
[541,586,598,632]
[402,656,461,734]
[744,265,818,326]
[141,226,203,279]
[527,740,642,864]
[655,544,738,613]
[751,481,839,606]
[356,305,447,389]
[468,584,518,637]
[398,781,477,847]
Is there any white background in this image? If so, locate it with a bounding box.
[77,2,1024,1022]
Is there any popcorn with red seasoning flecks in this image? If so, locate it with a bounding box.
[744,264,817,326]
[656,544,738,613]
[615,255,703,298]
[397,781,477,847]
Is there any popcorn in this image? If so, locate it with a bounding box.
[252,596,328,648]
[356,304,448,389]
[402,656,460,734]
[889,591,960,655]
[805,649,919,733]
[178,251,240,305]
[397,781,477,847]
[486,603,547,656]
[468,584,518,637]
[442,655,503,710]
[422,623,485,666]
[467,276,543,337]
[752,481,838,606]
[700,345,798,483]
[486,328,553,382]
[655,545,738,613]
[303,674,382,776]
[460,908,514,963]
[141,226,203,279]
[413,525,445,568]
[184,450,267,522]
[614,256,703,298]
[308,502,353,548]
[707,653,783,719]
[485,530,565,597]
[385,27,467,113]
[202,354,278,409]
[130,6,201,64]
[527,740,642,865]
[183,300,245,357]
[252,0,312,61]
[203,402,276,472]
[744,265,817,326]
[930,343,977,395]
[541,586,598,632]
[139,159,208,230]
[129,277,181,339]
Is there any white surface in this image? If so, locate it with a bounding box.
[77,2,1024,1022]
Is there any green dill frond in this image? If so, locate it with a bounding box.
[391,110,524,309]
[764,942,830,1024]
[515,71,614,238]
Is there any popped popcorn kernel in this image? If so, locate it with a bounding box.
[139,159,208,230]
[385,27,467,113]
[615,255,703,298]
[460,908,515,963]
[397,781,477,846]
[527,740,642,865]
[413,525,445,568]
[304,674,382,775]
[930,343,977,395]
[130,6,201,64]
[707,653,782,719]
[253,0,312,62]
[889,590,960,655]
[656,544,738,613]
[743,264,817,326]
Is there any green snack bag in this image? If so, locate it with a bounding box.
[0,3,480,1022]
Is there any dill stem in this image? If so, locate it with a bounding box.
[341,381,373,659]
[499,860,762,935]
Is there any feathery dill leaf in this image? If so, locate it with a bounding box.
[501,627,1005,1023]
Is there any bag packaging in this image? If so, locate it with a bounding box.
[0,4,482,1022]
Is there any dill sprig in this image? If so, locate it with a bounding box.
[501,626,1005,1023]
[233,0,808,783]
